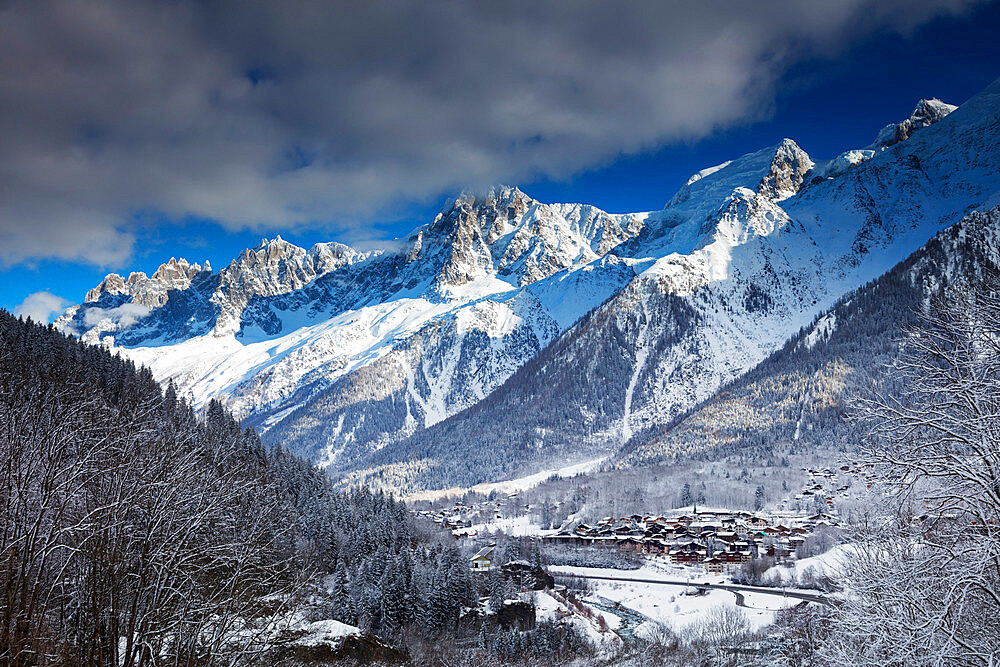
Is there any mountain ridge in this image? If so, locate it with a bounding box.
[55,81,1000,489]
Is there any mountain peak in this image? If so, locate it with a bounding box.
[757,138,813,200]
[85,272,128,303]
[873,97,956,148]
[84,256,208,307]
[254,234,295,251]
[444,185,529,214]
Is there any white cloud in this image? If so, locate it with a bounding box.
[0,0,984,267]
[82,303,152,329]
[13,291,72,323]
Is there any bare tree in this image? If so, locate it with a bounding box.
[826,280,1000,665]
[0,314,305,666]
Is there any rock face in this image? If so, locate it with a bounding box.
[57,79,999,492]
[501,561,555,591]
[345,79,1000,492]
[276,629,409,664]
[213,237,368,336]
[757,139,814,200]
[85,258,210,308]
[873,98,957,148]
[488,600,536,631]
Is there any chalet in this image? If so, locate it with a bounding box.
[763,544,791,558]
[620,537,643,552]
[643,540,668,555]
[544,531,577,545]
[718,550,751,566]
[705,557,725,574]
[470,546,495,571]
[670,548,706,564]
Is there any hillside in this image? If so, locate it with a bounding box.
[56,79,1000,491]
[0,311,482,663]
[343,82,1000,492]
[620,203,1000,467]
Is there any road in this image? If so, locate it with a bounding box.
[554,573,832,606]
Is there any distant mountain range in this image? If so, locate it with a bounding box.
[58,78,1000,492]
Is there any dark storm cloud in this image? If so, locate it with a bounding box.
[0,0,981,266]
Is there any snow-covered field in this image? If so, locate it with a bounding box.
[762,543,851,587]
[405,456,608,503]
[550,564,803,632]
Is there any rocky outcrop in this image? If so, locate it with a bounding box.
[85,257,209,307]
[501,560,555,591]
[213,237,370,335]
[757,139,814,201]
[486,600,536,631]
[872,98,956,149]
[276,630,409,664]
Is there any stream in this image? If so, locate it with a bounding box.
[582,595,653,646]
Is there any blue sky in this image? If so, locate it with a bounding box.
[3,1,999,320]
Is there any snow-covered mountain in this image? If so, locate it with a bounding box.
[58,186,649,465]
[619,202,1000,468]
[344,85,1000,492]
[58,79,1000,491]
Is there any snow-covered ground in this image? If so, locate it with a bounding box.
[405,456,608,503]
[550,564,803,632]
[530,590,623,651]
[291,619,361,647]
[762,543,851,587]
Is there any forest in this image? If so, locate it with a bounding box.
[0,311,592,665]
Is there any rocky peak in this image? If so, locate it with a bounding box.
[419,184,645,289]
[432,186,532,240]
[873,97,957,149]
[85,257,209,306]
[151,257,203,284]
[213,237,369,335]
[757,138,814,201]
[85,273,128,303]
[425,194,497,289]
[309,241,370,275]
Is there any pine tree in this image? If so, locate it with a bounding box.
[380,560,406,639]
[331,560,355,625]
[680,482,693,507]
[754,484,766,511]
[487,567,505,613]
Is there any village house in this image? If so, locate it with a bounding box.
[471,546,495,571]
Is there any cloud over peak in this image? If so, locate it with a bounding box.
[0,0,981,267]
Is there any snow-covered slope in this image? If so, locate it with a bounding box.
[58,186,647,465]
[620,203,1000,467]
[58,79,1000,489]
[346,80,1000,492]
